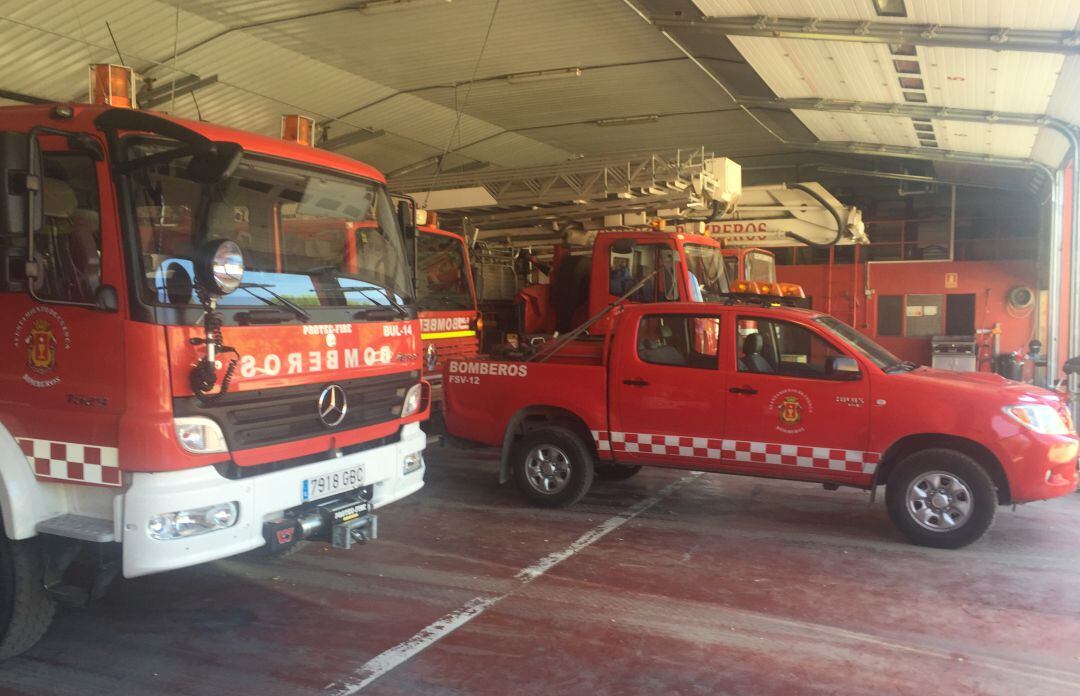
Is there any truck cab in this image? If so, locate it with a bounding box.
[0,102,429,656]
[414,221,480,402]
[722,246,805,300]
[517,226,729,337]
[444,301,1078,550]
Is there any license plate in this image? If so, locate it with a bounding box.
[302,464,365,502]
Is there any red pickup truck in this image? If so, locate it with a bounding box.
[444,302,1078,548]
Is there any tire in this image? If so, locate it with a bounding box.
[594,463,642,481]
[885,448,997,549]
[512,427,595,507]
[0,534,55,659]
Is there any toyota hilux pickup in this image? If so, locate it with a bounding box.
[443,301,1078,549]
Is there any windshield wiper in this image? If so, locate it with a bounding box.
[306,266,408,319]
[341,286,408,319]
[884,360,919,373]
[238,283,312,323]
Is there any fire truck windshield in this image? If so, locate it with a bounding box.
[684,244,729,300]
[745,250,777,283]
[416,232,474,310]
[124,141,412,313]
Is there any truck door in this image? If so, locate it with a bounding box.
[721,314,872,484]
[607,311,725,468]
[0,142,127,488]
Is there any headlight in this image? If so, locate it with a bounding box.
[1003,404,1071,435]
[195,239,244,296]
[148,502,239,540]
[174,416,228,454]
[401,383,424,417]
[403,452,423,475]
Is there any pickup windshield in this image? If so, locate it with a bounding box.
[125,141,412,311]
[416,232,474,310]
[684,244,729,300]
[815,315,902,370]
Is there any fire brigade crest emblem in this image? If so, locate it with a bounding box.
[768,388,813,434]
[26,319,57,374]
[13,307,71,389]
[779,395,802,425]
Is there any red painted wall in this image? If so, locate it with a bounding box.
[780,259,1038,366]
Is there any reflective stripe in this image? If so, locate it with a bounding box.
[16,437,122,487]
[421,330,477,340]
[591,430,879,475]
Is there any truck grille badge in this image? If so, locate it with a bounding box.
[317,384,348,427]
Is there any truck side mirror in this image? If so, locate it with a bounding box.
[397,199,418,297]
[0,131,38,292]
[397,199,416,241]
[825,355,861,380]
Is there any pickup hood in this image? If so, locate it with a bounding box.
[166,320,421,397]
[899,366,1067,408]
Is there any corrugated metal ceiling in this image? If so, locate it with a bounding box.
[691,0,1080,166]
[0,0,1072,188]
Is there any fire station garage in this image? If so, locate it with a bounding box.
[2,0,1080,694]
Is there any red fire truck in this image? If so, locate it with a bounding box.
[722,246,805,300]
[415,217,481,402]
[0,101,429,656]
[517,225,728,337]
[444,301,1078,549]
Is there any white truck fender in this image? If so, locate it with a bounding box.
[0,422,68,540]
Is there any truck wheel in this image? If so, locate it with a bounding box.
[513,427,594,507]
[594,463,642,481]
[0,535,55,659]
[885,449,997,549]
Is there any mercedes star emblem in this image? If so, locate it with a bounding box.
[317,384,348,427]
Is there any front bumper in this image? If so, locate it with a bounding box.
[1002,431,1079,503]
[119,422,425,578]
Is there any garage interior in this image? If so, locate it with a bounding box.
[2,0,1080,694]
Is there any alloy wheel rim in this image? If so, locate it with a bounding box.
[906,470,974,532]
[524,445,572,494]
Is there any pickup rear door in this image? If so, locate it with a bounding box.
[606,310,725,468]
[721,313,873,486]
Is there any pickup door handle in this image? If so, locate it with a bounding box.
[623,378,649,387]
[729,386,758,395]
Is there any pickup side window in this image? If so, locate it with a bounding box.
[609,243,678,302]
[737,317,846,378]
[30,153,102,305]
[637,314,719,369]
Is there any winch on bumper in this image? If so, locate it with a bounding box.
[120,422,425,577]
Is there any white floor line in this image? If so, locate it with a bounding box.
[324,472,702,695]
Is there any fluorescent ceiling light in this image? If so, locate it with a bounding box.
[359,0,452,14]
[388,155,443,178]
[872,0,907,17]
[319,127,385,151]
[138,74,218,109]
[506,68,582,84]
[595,114,660,127]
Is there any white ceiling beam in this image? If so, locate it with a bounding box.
[740,96,1078,131]
[653,15,1080,55]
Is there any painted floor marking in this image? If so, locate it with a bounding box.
[324,472,702,694]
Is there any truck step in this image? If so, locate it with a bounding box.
[36,514,115,543]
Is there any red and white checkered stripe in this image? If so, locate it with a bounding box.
[16,437,121,487]
[591,430,878,474]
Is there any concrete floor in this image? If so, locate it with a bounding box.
[3,445,1080,696]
